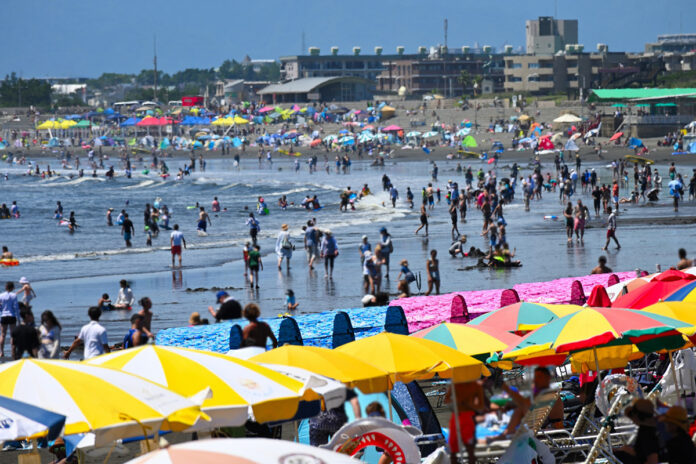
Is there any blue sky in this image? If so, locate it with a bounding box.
[4,0,692,78]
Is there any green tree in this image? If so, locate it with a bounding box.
[0,74,52,107]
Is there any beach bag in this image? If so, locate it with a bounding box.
[386,239,393,254]
[281,233,292,250]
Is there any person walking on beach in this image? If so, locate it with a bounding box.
[574,200,588,244]
[242,303,277,348]
[276,224,293,271]
[563,202,574,243]
[246,212,260,245]
[425,250,440,295]
[415,204,429,236]
[320,229,339,279]
[602,207,621,250]
[450,204,460,239]
[248,244,262,288]
[379,227,393,277]
[64,306,110,360]
[0,281,19,358]
[304,220,318,271]
[170,224,186,268]
[121,213,135,247]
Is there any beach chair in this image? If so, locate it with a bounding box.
[474,389,561,461]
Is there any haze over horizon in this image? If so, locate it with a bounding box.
[3,0,693,78]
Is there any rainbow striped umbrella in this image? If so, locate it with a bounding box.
[467,302,584,332]
[505,307,694,362]
[412,323,522,359]
[664,281,696,303]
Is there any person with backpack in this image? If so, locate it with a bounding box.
[275,224,293,271]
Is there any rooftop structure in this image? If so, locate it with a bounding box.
[526,16,578,55]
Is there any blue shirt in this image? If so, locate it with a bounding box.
[0,291,20,319]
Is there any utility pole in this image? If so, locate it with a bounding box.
[153,35,158,102]
[444,18,448,49]
[301,30,306,54]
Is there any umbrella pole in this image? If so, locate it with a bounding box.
[387,388,393,421]
[451,381,465,460]
[669,350,684,407]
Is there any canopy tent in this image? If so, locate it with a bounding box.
[553,114,582,123]
[461,135,478,148]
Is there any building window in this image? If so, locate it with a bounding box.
[511,63,522,69]
[507,76,522,82]
[528,63,540,69]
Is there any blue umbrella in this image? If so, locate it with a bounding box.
[0,395,65,440]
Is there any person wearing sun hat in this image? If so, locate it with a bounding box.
[275,223,293,271]
[614,398,659,464]
[659,406,695,463]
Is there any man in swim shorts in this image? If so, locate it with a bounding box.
[121,213,134,247]
[198,207,211,232]
[170,224,186,267]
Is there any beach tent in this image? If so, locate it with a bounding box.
[120,117,140,127]
[380,106,396,119]
[553,114,582,124]
[461,135,478,148]
[539,138,554,150]
[136,116,161,127]
[628,137,644,148]
[564,139,579,151]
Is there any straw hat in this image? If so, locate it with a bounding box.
[281,224,289,230]
[660,406,690,433]
[18,277,29,284]
[324,229,332,236]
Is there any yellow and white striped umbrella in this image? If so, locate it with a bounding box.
[87,346,323,428]
[0,360,204,446]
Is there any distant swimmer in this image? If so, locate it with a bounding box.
[10,201,19,218]
[211,197,221,213]
[197,207,211,233]
[55,201,63,219]
[68,211,77,234]
[1,246,13,260]
[257,197,269,216]
[106,208,114,226]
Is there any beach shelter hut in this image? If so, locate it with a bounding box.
[0,359,204,446]
[380,105,396,119]
[88,345,330,428]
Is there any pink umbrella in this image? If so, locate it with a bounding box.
[258,106,275,113]
[382,125,402,132]
[136,116,161,127]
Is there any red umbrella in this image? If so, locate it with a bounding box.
[587,285,612,307]
[612,270,696,309]
[382,125,402,132]
[609,132,623,142]
[136,116,161,127]
[310,139,322,147]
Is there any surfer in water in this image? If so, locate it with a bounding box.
[197,207,211,234]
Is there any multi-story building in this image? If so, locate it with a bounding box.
[645,34,696,54]
[503,46,665,96]
[377,53,506,96]
[526,17,578,55]
[280,49,393,82]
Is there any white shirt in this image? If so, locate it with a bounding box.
[170,230,184,246]
[77,321,108,359]
[116,287,134,306]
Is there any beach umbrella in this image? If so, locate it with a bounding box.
[0,396,65,441]
[504,307,694,367]
[643,302,696,332]
[609,132,623,141]
[36,120,56,130]
[125,438,359,464]
[461,135,478,148]
[338,129,350,135]
[136,116,161,127]
[664,280,696,302]
[553,114,582,123]
[233,115,249,125]
[412,323,522,359]
[337,333,489,384]
[0,360,204,445]
[59,120,77,129]
[611,103,626,108]
[612,270,696,309]
[570,132,582,140]
[422,131,440,138]
[251,345,391,393]
[382,124,402,132]
[456,128,470,137]
[310,139,322,147]
[323,134,338,143]
[87,345,327,428]
[358,132,374,143]
[468,302,583,332]
[564,139,580,151]
[338,135,355,145]
[406,131,421,138]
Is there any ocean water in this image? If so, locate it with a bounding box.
[0,154,693,344]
